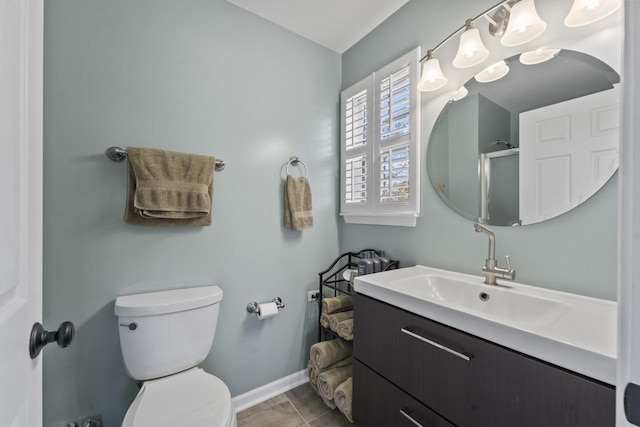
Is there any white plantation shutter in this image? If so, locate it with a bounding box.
[380,144,410,202]
[340,47,420,226]
[345,89,368,151]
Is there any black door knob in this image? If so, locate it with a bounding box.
[29,321,75,359]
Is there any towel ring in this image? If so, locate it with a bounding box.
[286,156,308,178]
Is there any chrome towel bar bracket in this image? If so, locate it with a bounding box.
[286,155,308,177]
[106,146,226,172]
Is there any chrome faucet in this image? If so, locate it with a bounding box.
[473,223,515,285]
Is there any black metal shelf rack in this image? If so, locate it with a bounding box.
[316,250,399,342]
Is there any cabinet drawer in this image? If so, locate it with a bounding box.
[354,293,615,427]
[353,359,456,427]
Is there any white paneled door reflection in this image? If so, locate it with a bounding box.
[519,85,620,224]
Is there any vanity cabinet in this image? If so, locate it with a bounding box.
[353,294,615,427]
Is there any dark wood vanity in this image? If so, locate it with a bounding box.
[353,293,615,427]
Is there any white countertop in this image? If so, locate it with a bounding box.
[354,265,617,385]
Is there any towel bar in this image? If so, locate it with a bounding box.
[106,146,225,172]
[286,156,308,177]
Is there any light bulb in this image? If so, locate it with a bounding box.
[417,57,448,92]
[501,0,547,47]
[564,0,621,27]
[452,27,490,69]
[519,48,561,65]
[474,60,510,83]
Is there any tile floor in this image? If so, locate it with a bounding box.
[237,382,355,427]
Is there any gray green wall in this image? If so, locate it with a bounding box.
[43,1,340,426]
[340,0,619,301]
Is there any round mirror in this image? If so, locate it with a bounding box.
[427,49,620,226]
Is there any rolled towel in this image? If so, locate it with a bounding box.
[334,377,354,424]
[320,312,331,329]
[310,339,352,370]
[328,310,354,331]
[317,364,353,401]
[310,356,353,394]
[322,295,353,314]
[336,319,354,341]
[321,395,337,409]
[308,360,319,393]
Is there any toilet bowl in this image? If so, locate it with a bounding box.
[115,286,236,427]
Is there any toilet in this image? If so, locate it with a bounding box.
[115,285,237,427]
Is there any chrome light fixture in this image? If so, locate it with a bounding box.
[475,60,510,83]
[564,0,621,27]
[418,51,448,92]
[500,0,547,46]
[453,21,490,69]
[519,48,561,64]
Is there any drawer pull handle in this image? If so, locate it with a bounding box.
[400,407,424,427]
[400,327,472,362]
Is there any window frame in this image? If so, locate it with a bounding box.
[340,47,421,227]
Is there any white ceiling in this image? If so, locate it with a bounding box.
[225,0,409,53]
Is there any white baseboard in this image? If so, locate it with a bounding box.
[232,369,309,413]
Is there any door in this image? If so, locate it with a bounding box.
[0,0,44,426]
[519,85,620,224]
[619,2,640,425]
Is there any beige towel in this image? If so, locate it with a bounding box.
[320,312,331,329]
[308,360,319,393]
[321,395,337,409]
[284,175,313,230]
[124,147,215,226]
[310,339,352,370]
[322,295,353,314]
[334,377,354,423]
[328,310,353,331]
[335,319,354,341]
[317,364,353,401]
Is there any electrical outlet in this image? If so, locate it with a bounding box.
[307,290,319,302]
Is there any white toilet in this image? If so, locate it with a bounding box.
[114,285,237,427]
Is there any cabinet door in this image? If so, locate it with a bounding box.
[353,359,456,427]
[354,293,615,427]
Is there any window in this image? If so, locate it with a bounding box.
[340,47,421,226]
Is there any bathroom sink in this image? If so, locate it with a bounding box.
[354,265,617,385]
[390,274,569,328]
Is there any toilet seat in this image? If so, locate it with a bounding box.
[121,368,236,427]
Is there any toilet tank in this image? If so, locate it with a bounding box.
[115,285,223,381]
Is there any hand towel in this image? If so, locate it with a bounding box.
[284,175,313,230]
[328,310,353,332]
[322,295,353,314]
[335,319,354,341]
[317,364,353,401]
[334,377,354,423]
[310,339,352,370]
[124,146,215,226]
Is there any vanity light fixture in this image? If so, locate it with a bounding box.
[418,0,546,92]
[475,60,510,83]
[564,0,621,27]
[453,21,490,69]
[500,0,547,46]
[449,86,469,102]
[417,50,448,92]
[519,48,561,64]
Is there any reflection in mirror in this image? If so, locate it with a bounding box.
[427,49,620,226]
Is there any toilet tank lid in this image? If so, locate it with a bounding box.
[115,286,223,317]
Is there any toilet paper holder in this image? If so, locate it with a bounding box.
[246,297,285,315]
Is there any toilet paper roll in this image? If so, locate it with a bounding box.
[257,302,278,319]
